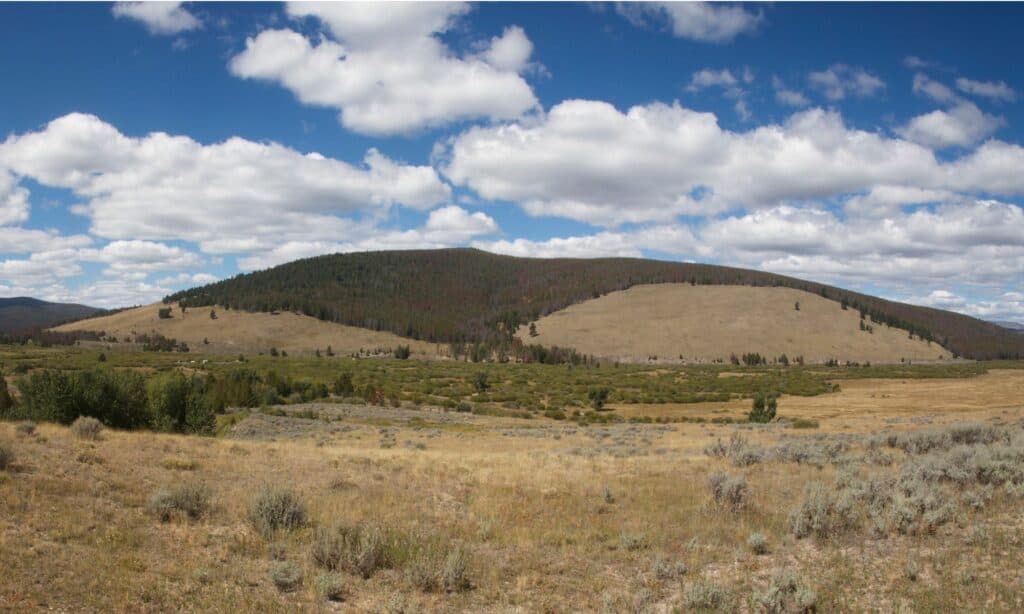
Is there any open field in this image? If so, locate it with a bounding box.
[2,348,1024,611]
[53,302,440,358]
[520,284,950,364]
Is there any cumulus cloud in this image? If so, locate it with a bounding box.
[112,2,201,35]
[92,240,202,273]
[0,170,30,226]
[618,2,762,43]
[236,206,498,271]
[912,73,960,104]
[808,64,885,100]
[0,113,450,254]
[228,2,539,135]
[956,77,1017,102]
[898,102,1003,149]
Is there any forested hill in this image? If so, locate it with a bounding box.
[0,297,102,334]
[166,248,1024,360]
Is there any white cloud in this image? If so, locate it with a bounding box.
[912,73,959,104]
[956,77,1017,103]
[688,69,738,91]
[808,64,885,100]
[903,56,932,70]
[908,290,1024,322]
[898,102,1003,149]
[772,76,809,107]
[0,170,29,226]
[0,113,450,254]
[618,2,762,43]
[228,3,539,135]
[112,2,201,35]
[236,206,498,271]
[0,226,92,255]
[93,239,201,273]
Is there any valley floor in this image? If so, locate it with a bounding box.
[2,370,1024,611]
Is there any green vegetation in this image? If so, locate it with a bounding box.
[164,247,1024,359]
[748,392,778,423]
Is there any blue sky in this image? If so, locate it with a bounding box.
[1,2,1022,322]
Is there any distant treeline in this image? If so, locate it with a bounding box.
[165,248,1024,360]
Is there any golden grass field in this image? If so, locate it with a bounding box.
[2,369,1023,612]
[54,302,439,358]
[519,284,948,364]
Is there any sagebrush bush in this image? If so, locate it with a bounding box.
[15,421,36,437]
[651,555,688,580]
[310,525,390,578]
[147,482,211,521]
[0,442,14,470]
[708,471,750,512]
[249,486,307,537]
[753,570,817,613]
[70,416,103,440]
[789,482,857,538]
[269,561,303,592]
[747,532,769,555]
[684,579,731,611]
[314,573,345,602]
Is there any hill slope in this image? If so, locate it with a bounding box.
[0,297,102,334]
[165,248,1024,360]
[519,284,948,364]
[53,302,437,358]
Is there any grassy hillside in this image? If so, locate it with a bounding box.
[0,297,102,334]
[54,302,437,358]
[166,248,1024,360]
[521,284,949,364]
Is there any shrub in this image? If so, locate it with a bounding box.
[20,369,148,430]
[147,482,211,521]
[269,561,303,592]
[406,557,440,592]
[747,532,769,555]
[70,416,103,440]
[0,378,14,416]
[311,525,390,578]
[314,573,346,602]
[249,486,308,537]
[0,442,13,470]
[15,421,36,437]
[749,393,777,423]
[472,372,489,392]
[708,472,750,512]
[651,555,687,580]
[684,579,731,611]
[753,570,817,613]
[442,546,470,592]
[332,373,354,396]
[394,345,412,359]
[588,387,610,411]
[789,482,857,539]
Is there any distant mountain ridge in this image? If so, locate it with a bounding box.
[165,248,1024,360]
[993,320,1024,333]
[0,297,103,334]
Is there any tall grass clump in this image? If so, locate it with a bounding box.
[0,442,14,470]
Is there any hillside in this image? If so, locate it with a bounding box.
[53,302,437,358]
[518,284,948,364]
[0,297,102,334]
[165,248,1024,360]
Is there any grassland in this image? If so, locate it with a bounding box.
[53,302,438,358]
[520,284,950,364]
[2,346,1023,611]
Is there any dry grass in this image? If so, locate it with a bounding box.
[53,302,438,358]
[519,284,949,364]
[2,370,1023,611]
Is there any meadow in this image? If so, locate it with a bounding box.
[1,345,1023,611]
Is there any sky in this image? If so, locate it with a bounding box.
[0,2,1022,323]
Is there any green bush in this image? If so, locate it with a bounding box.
[749,392,777,423]
[19,369,148,430]
[0,442,14,470]
[249,486,308,538]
